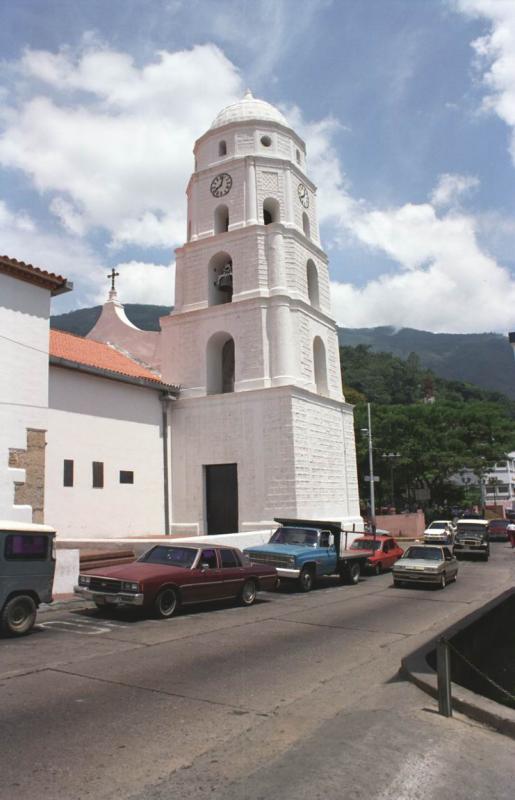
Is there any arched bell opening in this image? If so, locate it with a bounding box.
[302,211,311,239]
[313,336,328,395]
[214,204,229,234]
[219,140,227,157]
[208,251,233,305]
[263,197,280,225]
[206,332,235,395]
[306,259,320,308]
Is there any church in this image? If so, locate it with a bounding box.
[1,92,362,540]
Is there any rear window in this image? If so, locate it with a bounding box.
[5,534,49,560]
[220,549,239,568]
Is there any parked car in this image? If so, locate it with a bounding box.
[74,543,278,618]
[0,520,56,636]
[244,519,373,592]
[350,534,404,574]
[454,518,490,560]
[487,519,511,541]
[392,544,458,589]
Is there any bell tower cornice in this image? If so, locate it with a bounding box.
[186,154,317,196]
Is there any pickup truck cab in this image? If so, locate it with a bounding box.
[244,518,371,592]
[0,520,56,636]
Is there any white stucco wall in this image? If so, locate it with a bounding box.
[46,367,166,539]
[169,385,361,535]
[0,272,51,521]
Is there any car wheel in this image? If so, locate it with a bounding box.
[298,567,315,593]
[1,594,37,636]
[393,579,402,588]
[344,562,361,585]
[374,562,382,576]
[154,588,179,619]
[239,579,257,607]
[439,574,447,590]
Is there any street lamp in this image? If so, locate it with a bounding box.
[361,403,376,527]
[382,452,400,508]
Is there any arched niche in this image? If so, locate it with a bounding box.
[214,204,229,234]
[208,251,233,305]
[187,220,192,242]
[306,259,319,308]
[302,212,310,239]
[263,197,280,225]
[219,140,227,157]
[206,331,235,395]
[313,336,328,395]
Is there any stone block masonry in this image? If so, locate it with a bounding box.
[8,428,46,523]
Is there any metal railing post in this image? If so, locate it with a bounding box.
[437,637,452,717]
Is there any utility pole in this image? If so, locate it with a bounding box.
[367,403,376,525]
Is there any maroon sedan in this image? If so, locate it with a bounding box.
[74,544,278,618]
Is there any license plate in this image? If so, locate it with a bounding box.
[104,596,120,604]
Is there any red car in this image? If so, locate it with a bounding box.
[350,535,404,575]
[487,519,510,541]
[74,543,278,618]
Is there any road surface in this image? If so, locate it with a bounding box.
[1,542,514,799]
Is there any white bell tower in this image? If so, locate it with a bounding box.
[160,91,361,535]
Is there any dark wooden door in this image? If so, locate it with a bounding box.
[205,463,238,534]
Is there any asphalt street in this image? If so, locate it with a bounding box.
[1,542,515,800]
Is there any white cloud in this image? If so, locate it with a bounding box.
[93,260,174,306]
[455,0,515,164]
[430,173,479,207]
[0,43,242,249]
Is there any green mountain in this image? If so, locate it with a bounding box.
[338,326,515,400]
[51,306,515,399]
[51,304,172,336]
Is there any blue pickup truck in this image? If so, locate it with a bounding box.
[244,518,371,592]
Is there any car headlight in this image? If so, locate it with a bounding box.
[121,581,140,593]
[78,575,91,587]
[287,556,296,566]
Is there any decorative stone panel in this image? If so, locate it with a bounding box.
[8,428,46,522]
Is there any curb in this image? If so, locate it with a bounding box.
[401,588,515,739]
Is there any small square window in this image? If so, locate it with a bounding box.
[92,461,104,488]
[63,459,74,487]
[120,470,134,484]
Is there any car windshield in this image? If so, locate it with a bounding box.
[351,539,381,551]
[457,524,485,535]
[428,523,446,529]
[404,547,442,561]
[270,527,318,546]
[139,546,198,567]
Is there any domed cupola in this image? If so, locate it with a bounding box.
[210,89,288,130]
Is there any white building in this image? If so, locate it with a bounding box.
[0,256,71,523]
[1,93,362,538]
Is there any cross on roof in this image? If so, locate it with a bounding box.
[107,268,120,292]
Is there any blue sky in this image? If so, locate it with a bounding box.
[1,0,515,332]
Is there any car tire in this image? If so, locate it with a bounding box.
[374,563,382,576]
[298,567,315,593]
[154,588,179,619]
[393,579,402,588]
[1,594,37,636]
[439,574,446,590]
[344,562,361,585]
[239,579,257,607]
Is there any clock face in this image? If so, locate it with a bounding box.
[210,173,233,198]
[298,182,309,208]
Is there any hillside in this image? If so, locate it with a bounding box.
[339,326,515,400]
[51,305,515,399]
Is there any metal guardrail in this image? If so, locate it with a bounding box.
[437,636,515,717]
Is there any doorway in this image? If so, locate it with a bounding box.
[205,463,238,534]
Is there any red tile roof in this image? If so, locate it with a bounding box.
[0,255,71,295]
[50,330,175,389]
